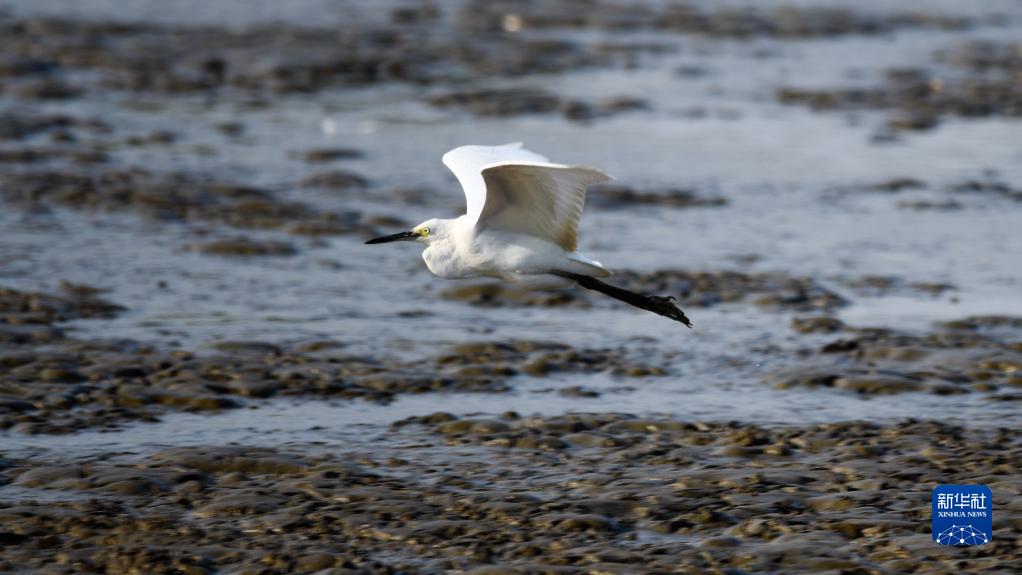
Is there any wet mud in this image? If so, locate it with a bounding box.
[586,184,728,210]
[1,286,665,434]
[458,0,970,38]
[0,168,390,241]
[766,315,1022,397]
[2,416,1019,574]
[426,88,649,122]
[444,269,847,313]
[1,0,1021,572]
[0,13,641,99]
[777,40,1022,133]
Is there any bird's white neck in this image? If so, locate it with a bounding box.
[420,216,475,279]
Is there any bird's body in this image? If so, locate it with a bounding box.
[366,143,692,327]
[420,216,606,285]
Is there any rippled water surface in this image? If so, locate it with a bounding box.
[1,0,1021,457]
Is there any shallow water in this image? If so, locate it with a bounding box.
[1,0,1021,458]
[6,373,1018,462]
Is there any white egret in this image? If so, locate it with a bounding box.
[366,143,691,327]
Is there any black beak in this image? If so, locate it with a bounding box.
[365,230,418,245]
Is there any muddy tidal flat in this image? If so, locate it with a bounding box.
[1,0,1021,573]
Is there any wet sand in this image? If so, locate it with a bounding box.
[1,0,1021,572]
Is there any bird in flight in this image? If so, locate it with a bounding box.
[366,143,691,327]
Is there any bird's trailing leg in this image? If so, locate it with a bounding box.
[551,271,692,328]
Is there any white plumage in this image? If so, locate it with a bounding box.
[366,143,693,327]
[443,143,609,253]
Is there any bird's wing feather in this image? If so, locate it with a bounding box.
[478,162,610,252]
[443,143,549,222]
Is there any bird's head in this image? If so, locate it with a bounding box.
[365,218,447,245]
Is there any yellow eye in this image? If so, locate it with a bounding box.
[419,227,430,237]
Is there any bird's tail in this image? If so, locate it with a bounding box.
[552,271,692,328]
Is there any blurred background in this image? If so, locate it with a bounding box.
[1,1,1021,573]
[2,0,1020,426]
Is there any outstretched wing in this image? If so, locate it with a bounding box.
[442,143,610,252]
[478,162,609,252]
[443,143,550,222]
